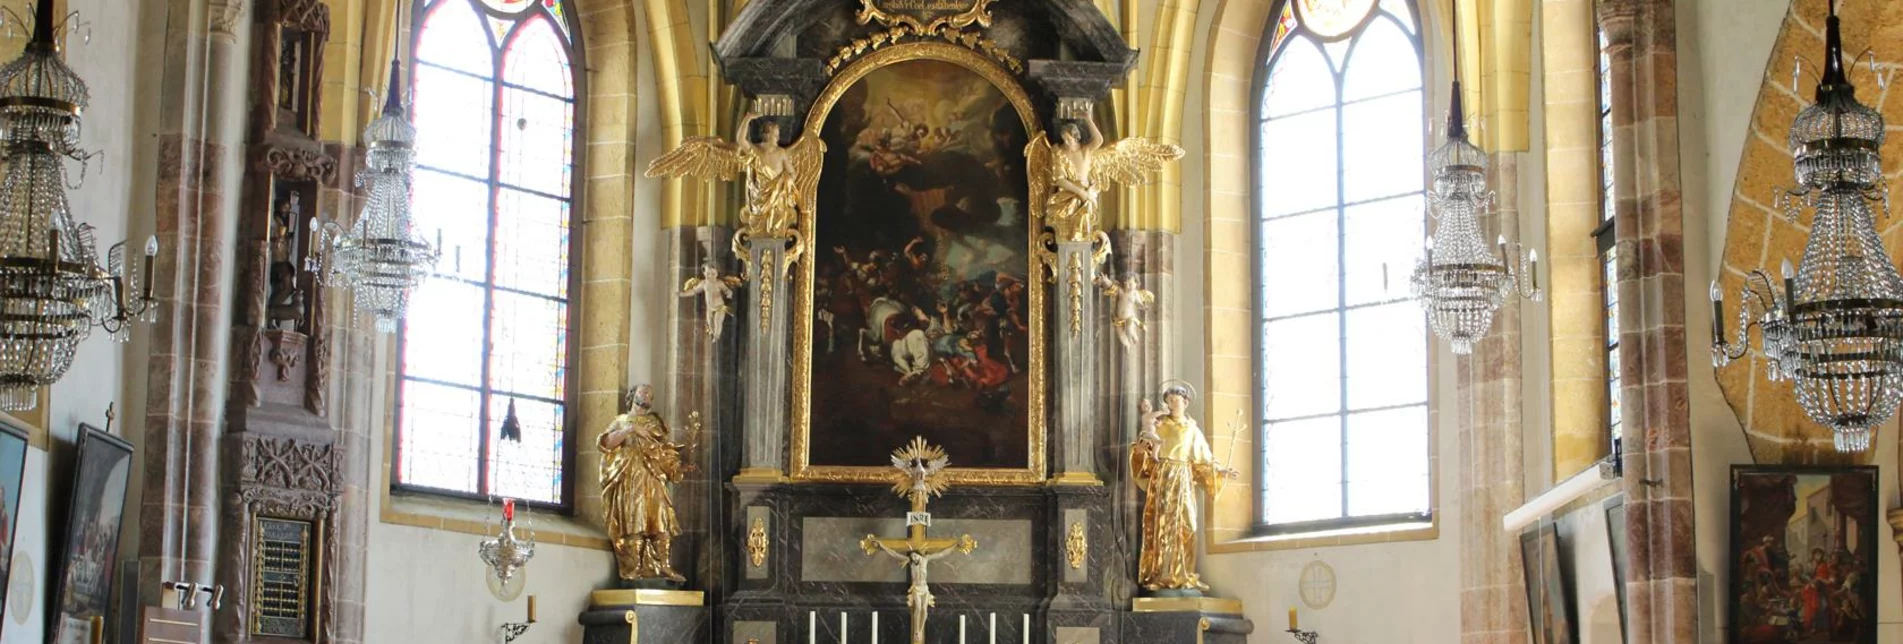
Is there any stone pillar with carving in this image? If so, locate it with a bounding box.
[211,0,359,640]
[1048,238,1107,485]
[738,238,793,482]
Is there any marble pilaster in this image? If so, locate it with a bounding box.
[1052,241,1106,484]
[665,225,741,597]
[740,238,794,480]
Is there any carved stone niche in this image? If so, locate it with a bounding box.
[232,0,337,421]
[215,433,345,643]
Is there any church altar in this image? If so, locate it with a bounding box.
[576,0,1256,639]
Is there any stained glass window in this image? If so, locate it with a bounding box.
[1595,19,1622,449]
[396,0,578,506]
[1253,0,1429,533]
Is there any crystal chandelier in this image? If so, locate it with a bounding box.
[308,57,439,333]
[1409,12,1540,355]
[1711,0,1903,453]
[0,0,155,410]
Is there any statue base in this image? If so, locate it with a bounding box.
[614,577,688,590]
[579,589,707,644]
[1123,597,1252,644]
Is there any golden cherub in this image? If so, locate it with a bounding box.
[1027,113,1185,243]
[645,110,826,269]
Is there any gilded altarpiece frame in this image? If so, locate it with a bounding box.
[790,43,1048,485]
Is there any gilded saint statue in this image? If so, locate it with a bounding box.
[644,109,825,267]
[1026,112,1185,243]
[1131,382,1238,592]
[599,384,694,582]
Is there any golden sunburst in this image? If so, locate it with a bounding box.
[889,436,952,505]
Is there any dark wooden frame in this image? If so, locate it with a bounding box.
[1520,522,1576,644]
[49,424,134,643]
[0,419,28,636]
[1247,0,1432,537]
[1605,495,1628,643]
[391,0,588,511]
[1726,465,1879,644]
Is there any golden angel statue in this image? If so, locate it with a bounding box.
[680,263,744,340]
[1094,272,1154,349]
[1027,114,1185,243]
[644,111,825,266]
[1131,381,1239,592]
[598,384,695,582]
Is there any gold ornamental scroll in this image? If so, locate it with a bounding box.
[788,43,1048,485]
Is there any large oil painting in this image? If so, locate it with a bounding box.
[1728,466,1878,644]
[795,47,1042,482]
[51,425,133,644]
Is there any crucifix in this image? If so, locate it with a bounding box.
[860,437,979,644]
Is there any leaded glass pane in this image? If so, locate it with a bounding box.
[413,64,495,177]
[399,381,482,492]
[1258,109,1337,217]
[1262,41,1335,118]
[1259,210,1338,317]
[1263,415,1343,524]
[398,0,577,504]
[416,0,494,75]
[1253,0,1427,530]
[502,17,574,97]
[1341,90,1424,202]
[1341,19,1420,101]
[489,396,565,503]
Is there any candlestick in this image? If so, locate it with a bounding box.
[810,611,816,643]
[1288,607,1297,630]
[990,613,997,644]
[961,615,968,644]
[873,612,881,644]
[1021,614,1029,644]
[1286,629,1320,644]
[527,594,536,623]
[503,498,515,521]
[1710,280,1725,341]
[841,611,848,644]
[1782,259,1797,316]
[1528,249,1539,288]
[89,616,102,644]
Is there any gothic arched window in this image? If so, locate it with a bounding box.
[395,0,580,507]
[1253,0,1430,533]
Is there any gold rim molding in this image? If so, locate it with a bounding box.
[789,43,1049,485]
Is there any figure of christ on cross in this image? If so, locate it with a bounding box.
[861,524,978,644]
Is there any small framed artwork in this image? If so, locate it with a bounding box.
[1521,522,1576,644]
[0,420,28,635]
[1728,465,1878,644]
[49,425,133,644]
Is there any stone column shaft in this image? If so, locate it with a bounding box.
[1053,241,1104,483]
[739,239,791,480]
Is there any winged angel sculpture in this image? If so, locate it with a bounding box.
[644,112,825,270]
[1027,115,1185,244]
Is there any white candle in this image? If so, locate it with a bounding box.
[810,612,816,643]
[1022,614,1029,644]
[961,616,968,644]
[842,612,849,644]
[873,612,880,644]
[990,613,997,644]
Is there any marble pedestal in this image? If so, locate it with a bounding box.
[1121,598,1253,644]
[579,590,710,644]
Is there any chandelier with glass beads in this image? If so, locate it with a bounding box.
[308,57,439,333]
[0,0,156,411]
[1409,4,1540,356]
[1711,0,1903,453]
